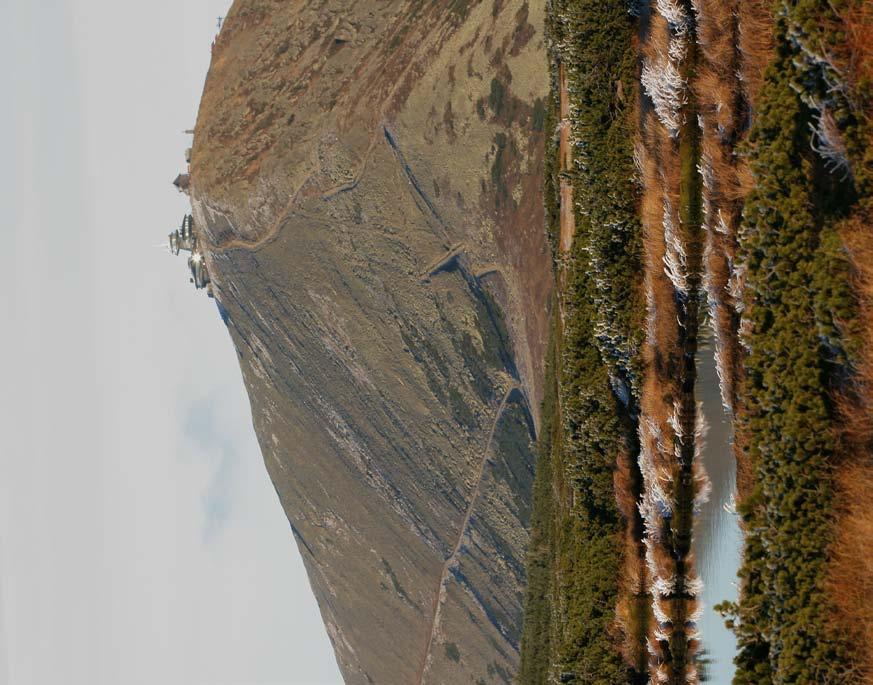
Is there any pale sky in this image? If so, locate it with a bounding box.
[0,2,341,683]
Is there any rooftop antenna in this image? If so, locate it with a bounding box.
[183,129,194,135]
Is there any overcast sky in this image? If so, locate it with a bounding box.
[0,2,340,683]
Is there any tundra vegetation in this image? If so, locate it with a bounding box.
[521,0,872,683]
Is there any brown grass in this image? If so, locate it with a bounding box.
[640,120,682,384]
[641,11,671,65]
[695,66,738,138]
[836,1,873,96]
[829,462,873,684]
[695,0,736,71]
[830,203,873,683]
[615,510,650,673]
[692,0,774,500]
[827,0,873,675]
[733,158,756,202]
[614,446,638,523]
[736,0,774,109]
[841,216,873,447]
[638,93,696,685]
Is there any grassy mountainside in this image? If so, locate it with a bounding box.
[190,1,552,683]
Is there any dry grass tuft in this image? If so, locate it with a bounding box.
[695,0,735,70]
[829,461,873,684]
[837,1,873,95]
[841,215,873,446]
[737,0,774,109]
[694,66,738,138]
[614,447,639,523]
[733,158,756,202]
[830,204,873,682]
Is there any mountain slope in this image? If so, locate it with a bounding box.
[188,1,552,683]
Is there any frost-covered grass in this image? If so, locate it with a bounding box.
[636,0,710,678]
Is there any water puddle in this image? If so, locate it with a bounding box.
[694,334,742,682]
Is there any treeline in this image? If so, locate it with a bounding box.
[519,0,646,682]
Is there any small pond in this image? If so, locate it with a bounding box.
[694,334,742,683]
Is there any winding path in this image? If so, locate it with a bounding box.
[195,121,446,256]
[192,135,379,254]
[415,383,522,685]
[558,62,575,256]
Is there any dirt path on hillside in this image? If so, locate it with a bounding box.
[193,135,379,254]
[415,384,522,685]
[558,63,574,255]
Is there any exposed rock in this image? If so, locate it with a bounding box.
[190,1,550,682]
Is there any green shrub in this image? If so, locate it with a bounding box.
[519,1,643,682]
[725,6,864,682]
